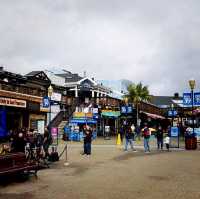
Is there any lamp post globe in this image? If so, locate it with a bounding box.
[189,79,196,90]
[48,85,53,97]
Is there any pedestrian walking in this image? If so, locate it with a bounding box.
[124,124,136,151]
[155,126,163,150]
[135,125,141,141]
[43,126,52,159]
[164,135,170,151]
[83,125,93,156]
[142,124,151,153]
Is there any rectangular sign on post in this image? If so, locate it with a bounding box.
[194,92,200,106]
[170,127,179,137]
[168,110,177,117]
[121,106,132,114]
[42,96,50,108]
[37,120,45,135]
[121,106,127,113]
[51,127,58,145]
[183,93,192,106]
[127,106,133,113]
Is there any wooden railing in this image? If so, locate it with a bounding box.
[49,100,78,128]
[0,83,46,97]
[49,111,64,128]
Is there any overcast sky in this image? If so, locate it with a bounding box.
[0,0,200,95]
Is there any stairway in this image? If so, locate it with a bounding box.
[58,120,68,138]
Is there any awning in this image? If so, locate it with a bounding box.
[101,111,121,118]
[70,119,97,124]
[140,111,165,120]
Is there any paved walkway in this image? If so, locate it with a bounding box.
[1,137,196,199]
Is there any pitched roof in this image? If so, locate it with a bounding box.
[25,71,43,77]
[149,96,174,108]
[25,71,51,84]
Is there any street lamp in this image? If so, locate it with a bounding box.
[171,103,174,126]
[188,78,196,135]
[48,85,53,138]
[124,97,128,126]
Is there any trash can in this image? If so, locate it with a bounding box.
[185,135,197,150]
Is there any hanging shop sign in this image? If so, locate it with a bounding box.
[0,97,26,108]
[73,112,93,118]
[51,92,62,102]
[101,110,121,118]
[91,108,98,114]
[183,93,192,106]
[121,106,133,114]
[183,92,200,106]
[194,92,200,106]
[42,96,50,108]
[168,110,177,117]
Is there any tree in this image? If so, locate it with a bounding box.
[126,82,150,126]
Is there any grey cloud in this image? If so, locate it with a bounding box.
[1,0,200,95]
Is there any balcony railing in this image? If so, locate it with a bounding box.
[0,83,46,97]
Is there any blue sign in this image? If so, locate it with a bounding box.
[194,92,200,106]
[121,106,127,113]
[93,114,99,119]
[121,106,133,114]
[0,108,7,138]
[168,110,177,117]
[183,93,192,106]
[42,96,50,108]
[127,106,133,113]
[170,127,179,137]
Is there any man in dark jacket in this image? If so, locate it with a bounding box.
[83,125,93,156]
[124,125,136,151]
[155,126,164,150]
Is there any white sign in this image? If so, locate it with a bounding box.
[105,126,110,133]
[83,107,89,114]
[37,120,45,134]
[92,108,98,114]
[51,92,62,102]
[0,97,26,108]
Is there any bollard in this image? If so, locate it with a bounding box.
[64,144,69,166]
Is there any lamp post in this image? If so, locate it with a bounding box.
[189,79,196,135]
[48,85,53,141]
[171,103,174,127]
[124,97,128,126]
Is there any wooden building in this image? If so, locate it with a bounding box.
[0,68,50,137]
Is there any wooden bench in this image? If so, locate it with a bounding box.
[0,152,38,177]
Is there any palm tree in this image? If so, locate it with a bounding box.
[126,82,150,126]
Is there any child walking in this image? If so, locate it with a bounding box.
[164,135,170,151]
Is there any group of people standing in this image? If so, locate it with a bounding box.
[81,123,171,157]
[122,123,170,153]
[7,126,52,159]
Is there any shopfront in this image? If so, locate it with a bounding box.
[0,97,27,137]
[0,95,48,138]
[101,110,121,137]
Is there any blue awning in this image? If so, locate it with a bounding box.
[70,119,97,124]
